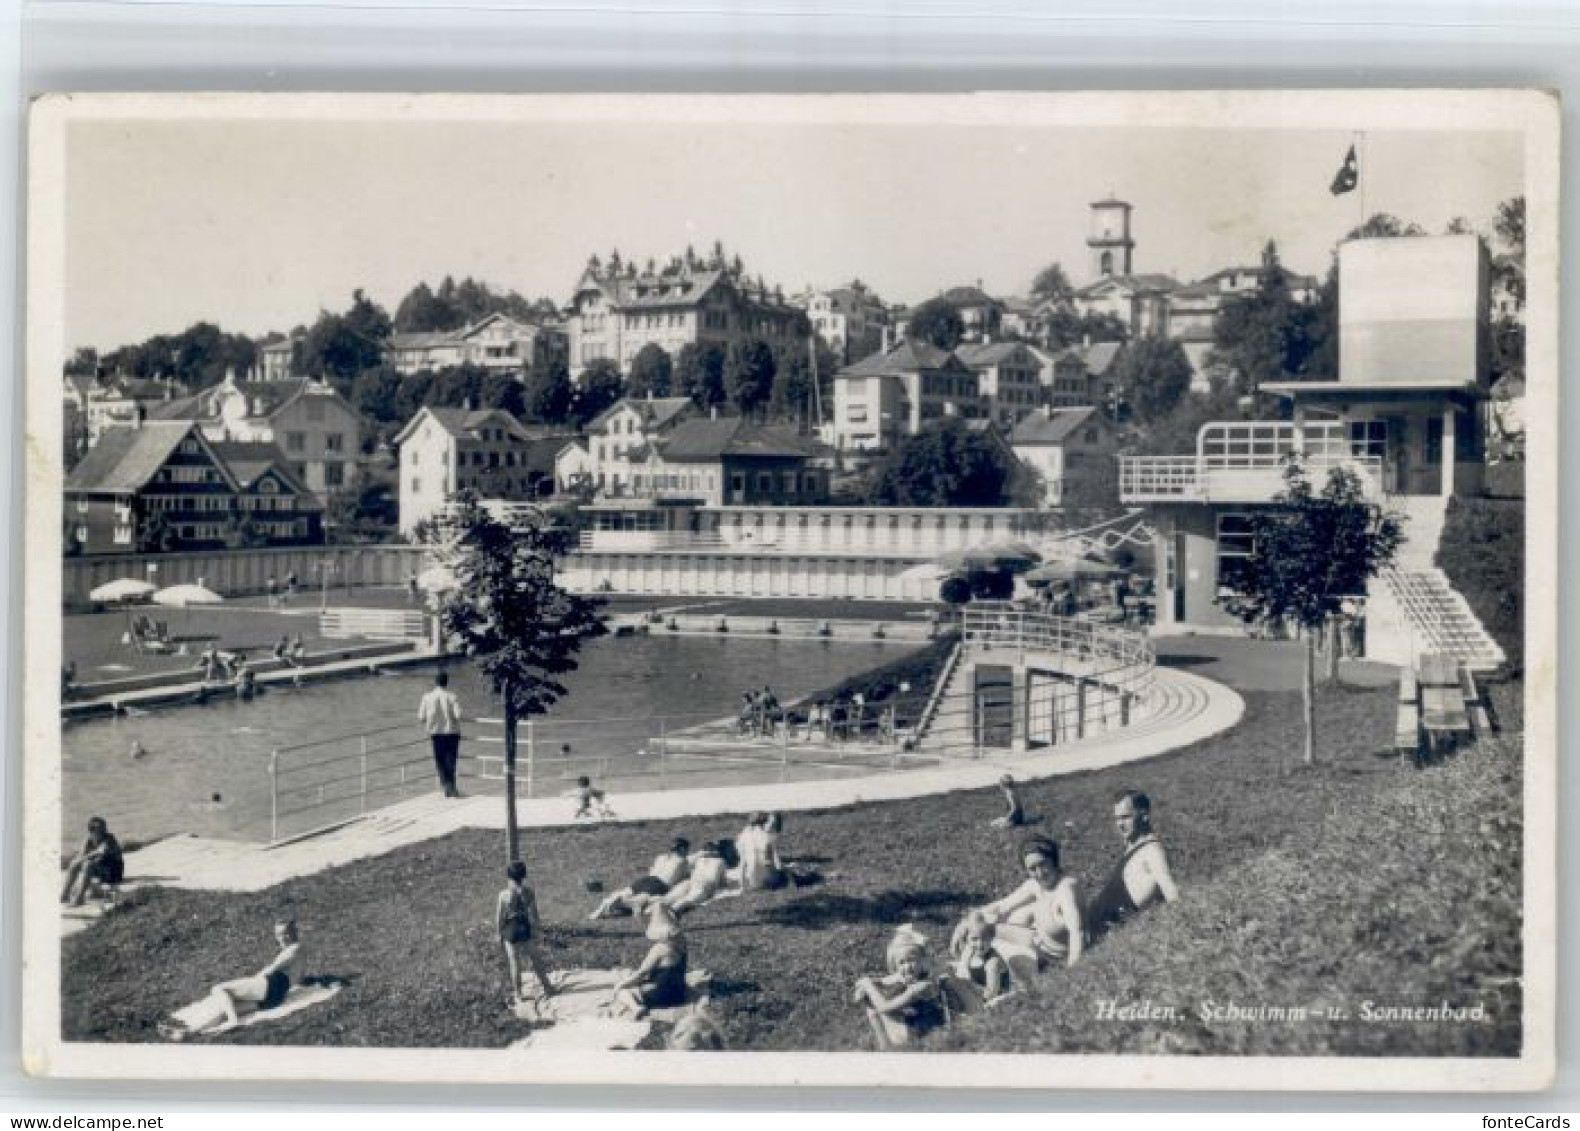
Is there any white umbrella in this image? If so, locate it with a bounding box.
[416,565,459,594]
[898,562,949,583]
[90,578,156,603]
[152,582,224,608]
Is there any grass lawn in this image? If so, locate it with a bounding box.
[62,670,1522,1057]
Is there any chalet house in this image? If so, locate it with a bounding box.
[624,417,827,508]
[64,422,322,555]
[1009,406,1119,508]
[394,406,555,535]
[151,373,366,500]
[388,314,567,379]
[566,254,805,375]
[956,341,1046,424]
[829,341,983,451]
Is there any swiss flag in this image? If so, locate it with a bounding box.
[1330,145,1359,196]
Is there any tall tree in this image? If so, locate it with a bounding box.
[302,290,392,391]
[1110,336,1193,424]
[574,359,625,426]
[905,297,965,351]
[350,365,404,424]
[676,342,727,410]
[1204,240,1324,395]
[524,359,574,425]
[1029,262,1075,304]
[627,343,674,399]
[725,339,777,418]
[424,493,605,863]
[1218,462,1402,766]
[870,418,1017,507]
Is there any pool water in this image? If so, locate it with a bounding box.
[60,634,910,851]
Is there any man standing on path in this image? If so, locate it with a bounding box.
[419,670,464,798]
[1086,789,1179,939]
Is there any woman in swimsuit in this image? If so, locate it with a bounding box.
[612,904,689,1019]
[664,841,730,914]
[962,836,1084,971]
[163,920,301,1039]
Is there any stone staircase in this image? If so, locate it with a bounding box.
[1367,494,1505,672]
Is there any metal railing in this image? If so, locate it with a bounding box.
[1119,420,1383,503]
[267,705,935,843]
[928,601,1156,755]
[320,607,432,642]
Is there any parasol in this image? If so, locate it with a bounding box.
[90,578,156,603]
[152,582,225,608]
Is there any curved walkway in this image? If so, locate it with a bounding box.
[79,666,1241,911]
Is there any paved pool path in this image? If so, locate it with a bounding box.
[63,663,1245,929]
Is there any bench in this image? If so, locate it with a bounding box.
[1417,652,1475,760]
[1459,666,1492,735]
[1394,668,1421,760]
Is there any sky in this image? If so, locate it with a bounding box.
[58,101,1526,353]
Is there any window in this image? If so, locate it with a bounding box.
[113,524,132,545]
[324,463,345,488]
[848,406,868,423]
[1216,514,1256,593]
[1425,417,1444,466]
[326,433,344,453]
[286,432,306,453]
[411,477,422,493]
[75,497,88,513]
[1349,420,1387,460]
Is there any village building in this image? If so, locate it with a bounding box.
[955,341,1046,424]
[394,406,564,535]
[575,395,699,496]
[1163,264,1320,387]
[258,337,301,381]
[565,254,805,375]
[935,285,1003,344]
[1009,405,1120,508]
[829,340,983,451]
[795,282,891,366]
[64,421,322,555]
[151,373,366,501]
[84,376,185,445]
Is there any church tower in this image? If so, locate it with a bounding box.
[1087,197,1135,279]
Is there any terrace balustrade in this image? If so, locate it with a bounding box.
[1119,420,1383,504]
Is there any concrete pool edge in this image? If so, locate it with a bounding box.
[77,667,1242,908]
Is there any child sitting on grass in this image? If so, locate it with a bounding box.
[990,774,1025,829]
[951,911,1010,1005]
[850,930,946,1049]
[571,774,616,820]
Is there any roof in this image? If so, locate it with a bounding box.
[392,405,533,446]
[259,338,298,355]
[1262,379,1480,400]
[95,377,179,401]
[65,371,97,399]
[955,342,1034,368]
[390,330,461,351]
[838,339,960,377]
[938,286,1001,309]
[657,418,815,463]
[65,422,207,493]
[1082,342,1123,375]
[1009,406,1104,446]
[1090,196,1132,209]
[148,394,206,421]
[1199,264,1319,290]
[1074,273,1181,298]
[588,396,695,433]
[207,441,316,498]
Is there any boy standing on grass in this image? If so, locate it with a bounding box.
[495,862,555,1005]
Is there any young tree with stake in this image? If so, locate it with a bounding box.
[423,492,605,862]
[1219,460,1402,767]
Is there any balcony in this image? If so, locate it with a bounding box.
[1119,421,1383,504]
